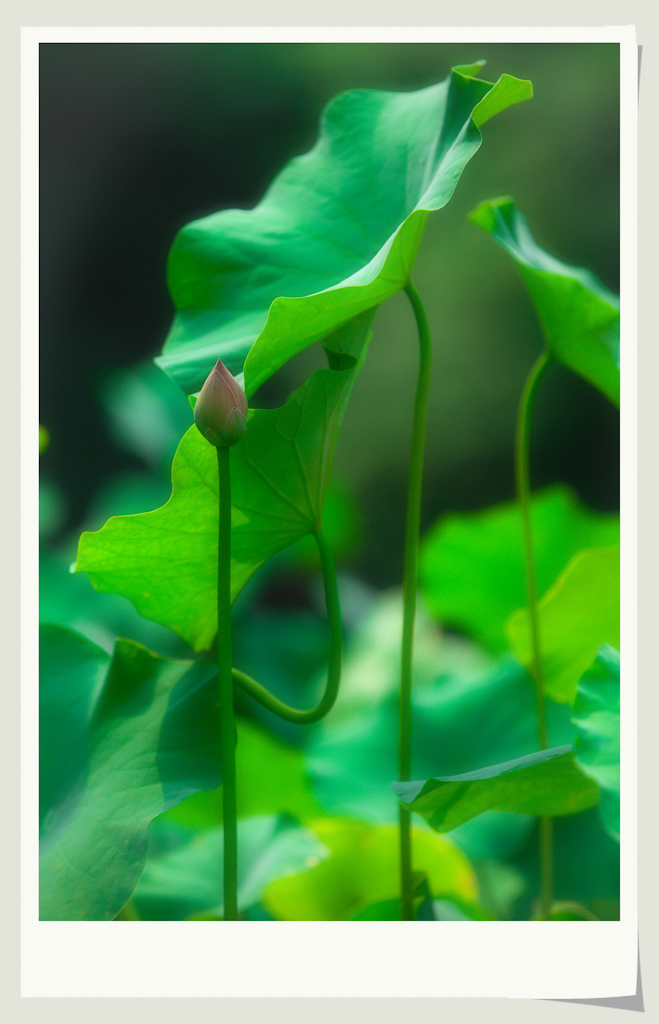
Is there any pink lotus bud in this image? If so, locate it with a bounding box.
[194,358,248,448]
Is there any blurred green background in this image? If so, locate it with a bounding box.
[39,42,619,590]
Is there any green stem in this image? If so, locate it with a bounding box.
[514,349,552,919]
[399,281,433,921]
[232,527,342,725]
[217,445,238,921]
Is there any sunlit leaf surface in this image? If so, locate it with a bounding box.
[158,65,532,397]
[262,818,476,921]
[76,312,372,651]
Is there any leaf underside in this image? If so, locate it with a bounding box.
[158,65,532,397]
[392,745,599,833]
[470,196,620,405]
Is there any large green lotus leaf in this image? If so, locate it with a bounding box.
[76,314,371,652]
[393,746,599,834]
[572,645,620,841]
[307,641,574,862]
[420,485,619,654]
[162,715,324,829]
[157,64,532,397]
[262,818,476,921]
[39,624,221,921]
[130,815,327,920]
[506,545,620,705]
[470,197,620,405]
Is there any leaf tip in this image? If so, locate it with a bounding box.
[469,196,516,234]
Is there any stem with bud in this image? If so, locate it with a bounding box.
[195,356,344,918]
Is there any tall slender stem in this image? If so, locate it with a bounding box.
[399,281,433,921]
[217,445,238,921]
[514,349,552,919]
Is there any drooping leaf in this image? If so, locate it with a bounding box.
[261,818,476,921]
[420,485,619,653]
[506,545,619,704]
[572,645,620,841]
[392,746,599,834]
[39,624,221,921]
[470,196,620,405]
[157,64,532,397]
[307,625,574,861]
[76,314,372,652]
[130,815,327,921]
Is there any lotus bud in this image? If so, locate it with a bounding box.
[194,358,248,448]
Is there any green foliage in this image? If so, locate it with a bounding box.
[470,197,620,405]
[39,624,221,921]
[420,485,619,653]
[158,64,531,397]
[506,545,619,704]
[40,59,619,924]
[164,715,324,828]
[307,611,575,861]
[393,746,599,833]
[261,818,477,921]
[572,645,620,841]
[76,313,372,651]
[130,815,327,920]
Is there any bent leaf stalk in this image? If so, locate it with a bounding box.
[232,527,342,725]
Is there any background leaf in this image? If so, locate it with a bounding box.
[470,196,620,405]
[393,746,599,833]
[307,604,575,862]
[572,645,620,841]
[261,818,476,921]
[420,485,619,653]
[163,715,324,829]
[506,545,620,704]
[39,624,221,921]
[130,815,327,920]
[158,65,531,397]
[76,315,371,652]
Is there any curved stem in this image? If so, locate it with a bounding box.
[514,349,553,919]
[217,446,238,921]
[232,527,343,725]
[399,280,433,921]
